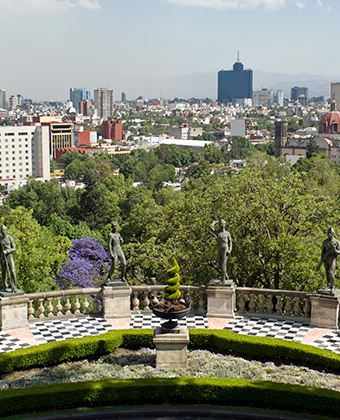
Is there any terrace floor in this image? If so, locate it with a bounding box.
[1,314,339,354]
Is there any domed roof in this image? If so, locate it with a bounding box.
[319,100,340,134]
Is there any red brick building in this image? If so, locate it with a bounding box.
[102,120,123,141]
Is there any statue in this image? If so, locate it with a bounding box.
[106,222,126,283]
[0,225,18,293]
[209,219,232,285]
[317,227,340,294]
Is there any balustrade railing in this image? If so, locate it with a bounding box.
[27,288,102,322]
[130,285,206,315]
[236,287,311,321]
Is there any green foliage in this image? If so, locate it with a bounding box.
[1,330,340,417]
[164,257,181,301]
[306,138,320,159]
[0,207,71,292]
[254,141,274,156]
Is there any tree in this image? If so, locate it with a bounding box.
[55,236,110,289]
[0,207,71,293]
[306,138,320,159]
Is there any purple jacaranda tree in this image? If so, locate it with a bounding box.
[55,236,110,289]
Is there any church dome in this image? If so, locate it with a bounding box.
[319,100,340,134]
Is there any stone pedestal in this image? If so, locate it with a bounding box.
[310,293,340,329]
[0,295,29,330]
[206,281,235,318]
[153,327,189,369]
[102,282,132,319]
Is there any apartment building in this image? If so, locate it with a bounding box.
[0,125,50,191]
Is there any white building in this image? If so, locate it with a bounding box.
[0,89,6,109]
[253,89,274,107]
[94,88,113,119]
[0,125,50,191]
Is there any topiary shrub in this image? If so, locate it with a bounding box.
[164,257,181,302]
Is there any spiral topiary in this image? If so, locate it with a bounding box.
[164,257,181,302]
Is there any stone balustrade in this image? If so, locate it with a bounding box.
[0,282,337,331]
[130,285,206,315]
[27,288,102,321]
[236,287,311,322]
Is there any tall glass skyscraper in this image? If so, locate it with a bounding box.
[70,88,91,112]
[218,56,253,103]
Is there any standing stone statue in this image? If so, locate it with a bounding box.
[317,227,340,294]
[0,225,18,293]
[106,222,126,283]
[209,219,232,284]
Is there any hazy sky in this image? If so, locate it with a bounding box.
[0,0,337,101]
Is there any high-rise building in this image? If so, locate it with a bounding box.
[0,89,7,109]
[94,88,113,119]
[291,86,308,102]
[121,91,127,103]
[218,53,253,103]
[331,83,340,111]
[70,88,91,112]
[276,90,284,107]
[0,125,50,191]
[78,100,92,116]
[252,89,273,107]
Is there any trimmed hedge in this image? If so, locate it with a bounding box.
[1,378,340,417]
[1,328,339,375]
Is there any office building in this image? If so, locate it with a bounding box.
[102,120,123,141]
[331,83,340,111]
[252,89,273,107]
[218,54,253,103]
[9,95,22,111]
[291,86,308,102]
[94,88,113,119]
[121,91,127,103]
[78,100,92,116]
[0,89,6,109]
[70,88,91,112]
[276,90,284,107]
[74,129,98,146]
[0,125,50,191]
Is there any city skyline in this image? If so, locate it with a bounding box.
[0,0,337,101]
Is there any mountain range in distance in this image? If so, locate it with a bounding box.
[131,70,340,101]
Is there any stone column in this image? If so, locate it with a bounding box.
[206,281,236,318]
[310,293,340,329]
[153,327,189,369]
[102,282,132,319]
[0,294,29,330]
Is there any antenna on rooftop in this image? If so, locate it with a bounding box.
[237,50,240,62]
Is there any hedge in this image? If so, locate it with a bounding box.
[0,378,340,418]
[1,329,340,375]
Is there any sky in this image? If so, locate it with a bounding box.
[0,0,338,101]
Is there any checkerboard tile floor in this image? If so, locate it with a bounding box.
[312,332,340,353]
[130,313,209,329]
[30,317,114,344]
[0,333,30,354]
[224,316,310,342]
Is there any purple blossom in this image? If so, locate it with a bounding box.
[55,237,110,289]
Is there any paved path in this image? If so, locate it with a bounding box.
[0,314,339,354]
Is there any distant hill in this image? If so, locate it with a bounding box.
[132,70,340,100]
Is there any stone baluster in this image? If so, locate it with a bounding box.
[92,295,100,314]
[132,291,140,312]
[267,295,274,314]
[64,297,72,316]
[56,297,63,317]
[303,298,310,317]
[28,300,35,320]
[293,297,300,317]
[258,294,265,314]
[47,298,54,318]
[276,296,283,315]
[151,292,159,305]
[284,297,291,316]
[248,294,256,313]
[199,290,205,313]
[38,299,45,319]
[82,295,89,314]
[143,292,150,311]
[74,295,81,315]
[238,294,246,313]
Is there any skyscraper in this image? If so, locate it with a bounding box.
[0,89,7,109]
[291,86,308,102]
[94,88,113,119]
[70,88,91,112]
[218,53,253,103]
